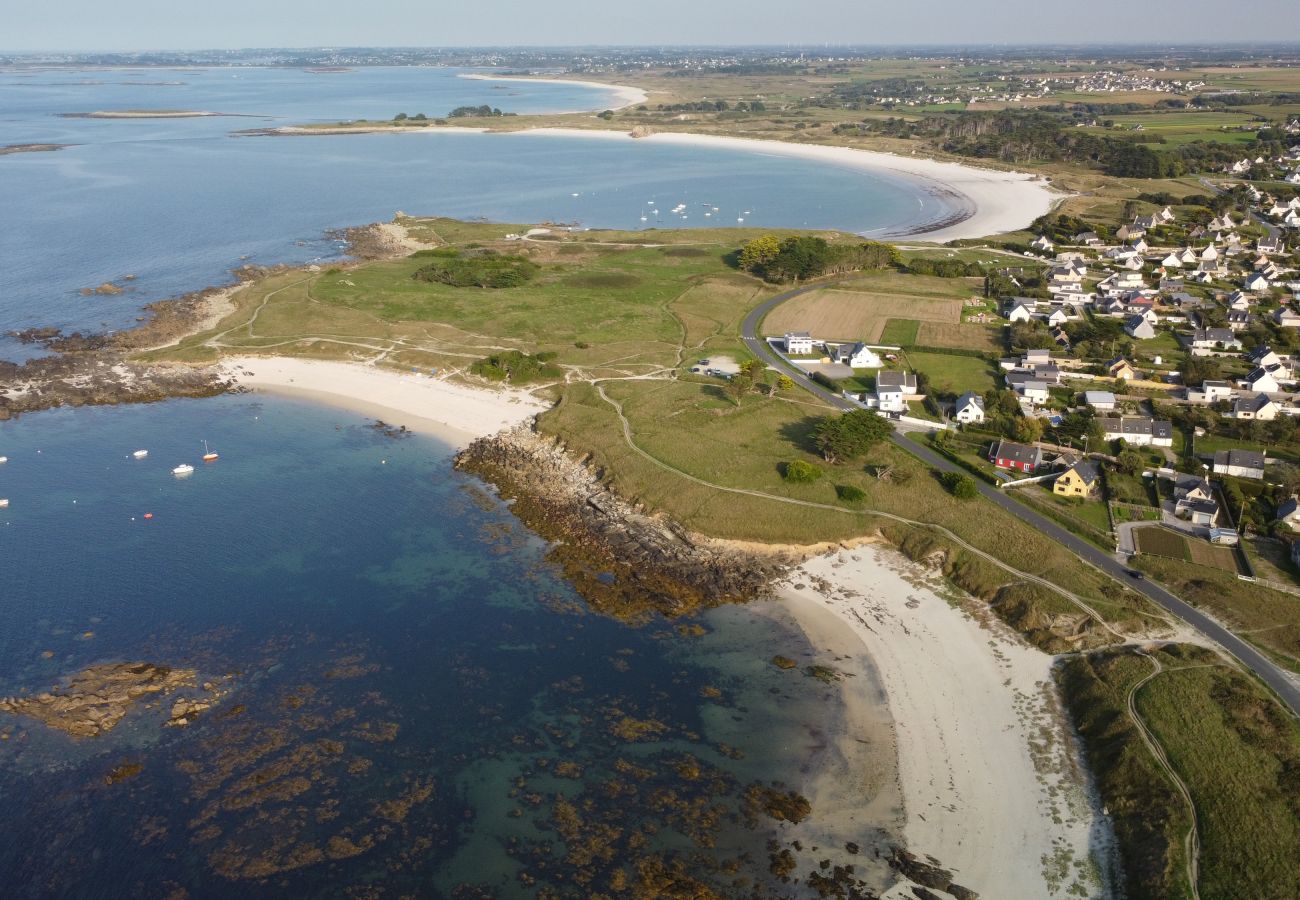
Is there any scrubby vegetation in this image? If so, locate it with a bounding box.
[412,248,539,288]
[469,350,561,384]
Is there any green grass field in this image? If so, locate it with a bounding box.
[1135,526,1193,561]
[1060,644,1300,900]
[905,351,997,395]
[878,319,919,345]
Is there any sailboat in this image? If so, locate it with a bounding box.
[202,440,219,462]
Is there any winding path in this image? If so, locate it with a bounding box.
[741,281,1300,718]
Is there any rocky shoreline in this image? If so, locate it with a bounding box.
[455,424,789,622]
[0,265,290,422]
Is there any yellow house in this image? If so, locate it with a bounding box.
[1054,461,1101,498]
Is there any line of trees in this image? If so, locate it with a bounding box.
[447,105,514,118]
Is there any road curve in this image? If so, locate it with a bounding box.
[741,282,1300,716]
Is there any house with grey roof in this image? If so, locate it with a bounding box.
[1212,449,1266,480]
[953,392,985,424]
[990,440,1043,474]
[1097,416,1174,447]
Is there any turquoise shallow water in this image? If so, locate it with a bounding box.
[0,396,888,896]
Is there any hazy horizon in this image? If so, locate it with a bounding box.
[7,0,1300,54]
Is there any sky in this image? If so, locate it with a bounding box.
[6,0,1300,52]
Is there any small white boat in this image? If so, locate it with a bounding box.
[0,499,8,508]
[640,216,648,222]
[0,456,7,464]
[172,464,194,476]
[132,449,148,459]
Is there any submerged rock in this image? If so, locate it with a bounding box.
[0,661,197,737]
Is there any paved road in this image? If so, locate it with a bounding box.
[742,283,1300,716]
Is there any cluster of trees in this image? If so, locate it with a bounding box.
[738,235,898,283]
[720,359,786,405]
[412,249,539,288]
[392,112,429,121]
[447,105,514,118]
[470,350,561,384]
[812,409,893,463]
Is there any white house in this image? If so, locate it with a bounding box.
[1213,449,1266,480]
[954,392,985,424]
[875,370,918,395]
[1275,307,1300,328]
[1019,381,1050,405]
[1190,328,1241,352]
[1006,300,1035,322]
[1047,308,1072,327]
[1174,476,1219,526]
[1187,380,1235,403]
[1275,496,1300,529]
[1098,416,1174,447]
[1244,273,1271,293]
[1125,314,1156,340]
[834,342,883,369]
[1232,393,1279,421]
[1240,367,1280,394]
[784,332,814,355]
[1201,243,1219,262]
[1030,235,1055,252]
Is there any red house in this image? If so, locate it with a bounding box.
[990,439,1043,473]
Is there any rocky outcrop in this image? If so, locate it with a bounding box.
[0,662,198,737]
[889,848,979,900]
[0,354,231,421]
[455,425,787,621]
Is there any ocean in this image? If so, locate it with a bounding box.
[0,396,886,896]
[0,66,956,361]
[0,67,903,896]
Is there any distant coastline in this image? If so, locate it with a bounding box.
[0,142,71,155]
[59,109,256,119]
[457,72,649,111]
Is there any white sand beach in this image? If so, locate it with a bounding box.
[219,356,548,448]
[457,73,649,110]
[780,546,1112,899]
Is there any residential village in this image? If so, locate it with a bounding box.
[766,149,1300,585]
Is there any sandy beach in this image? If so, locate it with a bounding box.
[457,72,649,110]
[780,546,1113,899]
[219,356,549,448]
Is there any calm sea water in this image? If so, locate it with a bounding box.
[0,397,887,896]
[0,68,900,895]
[0,66,951,359]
